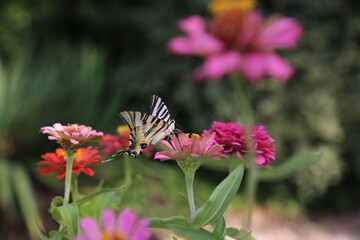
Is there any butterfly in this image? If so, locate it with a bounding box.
[110,95,176,159]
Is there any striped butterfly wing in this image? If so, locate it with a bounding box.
[118,110,174,157]
[150,95,171,122]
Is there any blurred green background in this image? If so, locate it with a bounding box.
[0,0,359,239]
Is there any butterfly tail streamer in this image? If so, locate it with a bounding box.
[102,150,128,163]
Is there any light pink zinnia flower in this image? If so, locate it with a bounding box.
[168,9,302,83]
[204,121,276,165]
[154,133,224,161]
[41,123,103,150]
[75,208,150,240]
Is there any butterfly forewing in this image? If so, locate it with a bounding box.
[150,95,171,122]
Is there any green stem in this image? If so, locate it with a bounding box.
[63,151,74,205]
[123,155,132,187]
[71,173,79,202]
[230,74,257,230]
[184,170,196,220]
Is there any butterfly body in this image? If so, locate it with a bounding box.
[112,95,175,158]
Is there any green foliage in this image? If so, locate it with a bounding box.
[192,164,244,228]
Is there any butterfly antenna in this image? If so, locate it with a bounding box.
[102,151,126,163]
[173,107,181,119]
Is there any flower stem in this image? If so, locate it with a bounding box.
[63,151,74,205]
[230,74,257,230]
[123,155,132,187]
[184,170,196,220]
[71,173,79,202]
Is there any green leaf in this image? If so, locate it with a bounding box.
[53,203,79,238]
[49,196,64,222]
[213,216,226,239]
[34,219,49,240]
[149,216,191,228]
[259,152,322,181]
[49,228,66,240]
[226,228,256,240]
[192,164,244,228]
[168,226,222,240]
[75,187,125,206]
[12,163,44,239]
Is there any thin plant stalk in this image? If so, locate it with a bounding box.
[63,151,74,206]
[123,155,132,187]
[184,170,196,220]
[71,173,79,202]
[230,74,257,230]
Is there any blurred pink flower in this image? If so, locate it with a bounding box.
[204,121,276,165]
[41,123,103,150]
[38,147,102,179]
[99,134,130,155]
[154,133,224,161]
[75,208,150,240]
[100,125,155,157]
[168,9,302,83]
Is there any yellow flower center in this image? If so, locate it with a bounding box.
[208,0,256,15]
[101,230,126,240]
[211,9,247,48]
[117,125,131,136]
[185,133,200,141]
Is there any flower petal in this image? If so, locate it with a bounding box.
[258,17,303,49]
[193,51,242,81]
[265,53,293,81]
[130,219,151,240]
[116,209,137,235]
[102,209,115,236]
[78,217,101,240]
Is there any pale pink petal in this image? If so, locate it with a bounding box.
[241,53,267,82]
[177,15,207,35]
[258,17,303,50]
[255,155,266,165]
[117,209,137,235]
[265,53,293,81]
[101,208,115,235]
[78,217,101,240]
[70,139,80,145]
[75,237,86,240]
[154,152,174,160]
[130,219,151,240]
[193,52,242,81]
[169,15,223,56]
[169,135,181,150]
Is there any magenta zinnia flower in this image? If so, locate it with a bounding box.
[38,146,102,179]
[168,8,302,83]
[204,121,276,165]
[154,133,224,162]
[41,123,103,150]
[75,208,150,240]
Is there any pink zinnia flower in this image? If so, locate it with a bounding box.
[38,146,102,179]
[100,134,130,155]
[41,123,103,150]
[168,9,302,83]
[204,121,276,165]
[154,133,224,161]
[75,208,150,240]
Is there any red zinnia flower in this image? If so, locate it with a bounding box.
[204,121,276,165]
[38,146,102,179]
